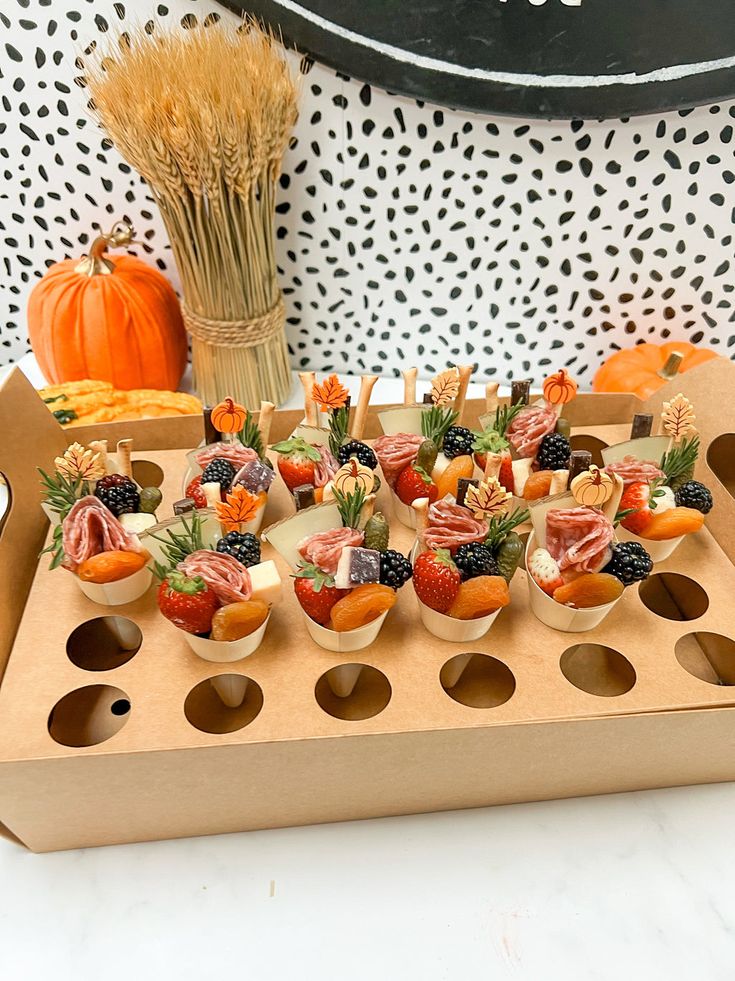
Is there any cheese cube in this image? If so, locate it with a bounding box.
[249,560,283,606]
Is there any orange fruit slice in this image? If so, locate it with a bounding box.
[522,470,554,500]
[329,583,396,632]
[211,599,269,641]
[447,575,510,619]
[638,506,704,541]
[435,455,475,501]
[76,550,148,584]
[553,573,624,609]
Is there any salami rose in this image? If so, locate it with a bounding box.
[313,444,340,488]
[297,527,364,575]
[178,550,252,605]
[605,455,665,488]
[373,433,425,487]
[507,405,558,459]
[546,506,614,574]
[423,500,488,552]
[196,443,259,471]
[62,496,143,568]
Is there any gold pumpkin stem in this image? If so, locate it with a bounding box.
[75,220,136,278]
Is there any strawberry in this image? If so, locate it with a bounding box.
[271,437,322,493]
[395,464,439,506]
[157,572,219,635]
[413,548,461,613]
[294,562,348,625]
[527,547,564,596]
[472,431,514,493]
[620,481,677,535]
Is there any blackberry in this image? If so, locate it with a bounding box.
[454,541,499,580]
[94,474,140,517]
[602,542,653,587]
[536,433,571,471]
[442,426,475,459]
[201,458,236,490]
[379,549,413,590]
[337,440,378,470]
[674,480,713,514]
[216,531,261,568]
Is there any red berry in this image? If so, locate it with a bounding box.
[412,549,461,613]
[620,482,655,536]
[185,475,208,509]
[272,437,321,493]
[498,450,515,494]
[395,464,438,505]
[157,573,219,635]
[293,563,348,625]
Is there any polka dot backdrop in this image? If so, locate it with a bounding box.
[2,0,734,385]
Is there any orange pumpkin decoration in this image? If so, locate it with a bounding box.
[542,369,577,405]
[27,221,187,391]
[593,342,719,400]
[211,397,247,434]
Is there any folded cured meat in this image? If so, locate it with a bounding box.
[423,500,488,552]
[62,496,143,568]
[297,526,364,575]
[604,455,665,488]
[546,506,614,574]
[313,444,339,488]
[178,549,252,605]
[372,433,424,487]
[196,443,259,471]
[507,405,558,459]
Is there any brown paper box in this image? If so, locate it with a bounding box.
[1,364,735,852]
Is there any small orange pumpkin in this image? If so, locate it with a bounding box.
[593,342,719,400]
[211,397,247,434]
[543,369,578,405]
[28,221,187,391]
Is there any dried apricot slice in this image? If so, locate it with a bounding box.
[638,506,704,541]
[447,575,510,619]
[552,573,624,609]
[329,583,396,632]
[76,550,148,584]
[435,455,475,501]
[211,599,270,641]
[522,470,554,501]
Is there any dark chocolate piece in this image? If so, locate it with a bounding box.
[456,477,479,508]
[555,417,571,439]
[568,450,593,482]
[630,413,654,439]
[293,484,316,510]
[173,497,196,515]
[203,407,221,445]
[511,379,531,405]
[422,393,434,404]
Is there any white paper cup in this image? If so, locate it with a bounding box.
[525,534,621,632]
[304,610,389,652]
[209,675,249,709]
[616,523,684,563]
[181,612,271,662]
[417,598,501,642]
[391,491,418,528]
[326,663,365,698]
[75,564,153,606]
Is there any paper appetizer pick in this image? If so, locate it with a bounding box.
[431,368,460,405]
[571,465,613,507]
[54,442,106,482]
[403,367,418,405]
[215,485,261,533]
[352,374,378,440]
[661,392,696,443]
[210,398,247,438]
[116,439,133,479]
[542,369,578,406]
[312,373,350,413]
[298,370,318,426]
[464,477,512,520]
[332,459,374,497]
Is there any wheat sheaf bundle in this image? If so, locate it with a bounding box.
[84,19,299,407]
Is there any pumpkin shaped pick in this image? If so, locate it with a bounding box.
[211,397,247,435]
[543,369,578,406]
[28,221,187,392]
[571,466,614,507]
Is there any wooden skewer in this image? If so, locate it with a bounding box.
[453,364,474,423]
[402,367,418,406]
[352,375,378,440]
[298,371,317,426]
[485,382,499,415]
[258,401,275,449]
[116,439,133,479]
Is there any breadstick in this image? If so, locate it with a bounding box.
[116,439,133,479]
[549,469,570,495]
[298,371,317,425]
[412,497,431,550]
[484,452,502,480]
[453,364,474,422]
[352,375,378,439]
[258,401,275,449]
[485,382,499,415]
[402,367,418,405]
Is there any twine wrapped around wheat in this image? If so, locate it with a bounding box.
[84,19,298,407]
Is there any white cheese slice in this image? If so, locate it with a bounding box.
[430,451,452,482]
[511,458,534,498]
[119,511,157,534]
[377,406,426,436]
[249,560,283,606]
[600,436,670,467]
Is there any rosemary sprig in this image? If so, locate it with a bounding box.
[147,512,207,581]
[493,400,526,438]
[421,405,459,447]
[484,506,529,551]
[332,485,367,530]
[660,435,700,485]
[237,409,265,459]
[327,405,350,458]
[38,468,90,569]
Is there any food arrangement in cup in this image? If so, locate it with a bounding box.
[183,396,276,535]
[39,438,162,604]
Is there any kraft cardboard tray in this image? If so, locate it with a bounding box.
[1,363,735,852]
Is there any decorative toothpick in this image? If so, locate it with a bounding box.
[464,477,512,520]
[661,393,696,443]
[430,368,460,406]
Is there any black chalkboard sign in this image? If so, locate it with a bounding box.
[218,0,735,119]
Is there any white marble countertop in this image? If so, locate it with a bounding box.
[2,356,735,979]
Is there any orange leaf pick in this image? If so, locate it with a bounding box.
[311,374,350,412]
[215,485,261,531]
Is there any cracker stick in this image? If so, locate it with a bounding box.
[352,374,378,440]
[116,439,133,479]
[485,382,499,415]
[298,371,317,425]
[453,364,474,422]
[402,367,418,406]
[483,452,502,480]
[412,497,431,550]
[258,400,275,449]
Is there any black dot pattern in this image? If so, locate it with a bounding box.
[2,0,734,384]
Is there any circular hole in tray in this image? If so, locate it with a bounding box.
[441,653,516,708]
[132,459,164,489]
[48,685,131,747]
[66,616,142,671]
[560,644,636,697]
[315,664,391,721]
[707,434,735,500]
[184,676,263,734]
[675,632,735,686]
[568,434,609,467]
[639,572,709,622]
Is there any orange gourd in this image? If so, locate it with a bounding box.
[210,397,247,433]
[593,342,718,400]
[27,221,187,391]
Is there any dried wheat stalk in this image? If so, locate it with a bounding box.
[84,18,298,407]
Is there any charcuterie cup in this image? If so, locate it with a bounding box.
[416,598,501,643]
[75,564,153,606]
[303,610,389,653]
[525,532,622,632]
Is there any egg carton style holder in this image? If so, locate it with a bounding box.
[1,364,735,851]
